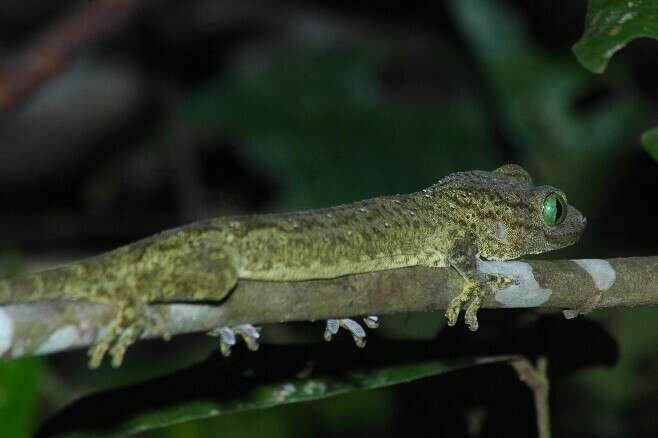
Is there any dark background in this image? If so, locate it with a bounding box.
[0,0,657,436]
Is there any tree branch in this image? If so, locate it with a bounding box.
[0,256,656,361]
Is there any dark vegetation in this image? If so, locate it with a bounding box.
[0,0,657,436]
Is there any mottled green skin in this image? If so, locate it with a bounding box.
[0,164,586,367]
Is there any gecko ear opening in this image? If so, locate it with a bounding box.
[493,164,533,185]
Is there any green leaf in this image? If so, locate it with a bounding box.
[39,314,617,436]
[573,0,658,74]
[641,125,658,161]
[38,341,519,437]
[450,0,639,159]
[0,358,42,438]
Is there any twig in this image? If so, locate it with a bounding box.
[0,0,150,116]
[0,256,655,360]
[511,357,551,438]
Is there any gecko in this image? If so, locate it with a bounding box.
[0,164,586,368]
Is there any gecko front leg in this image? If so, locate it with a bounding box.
[444,234,516,331]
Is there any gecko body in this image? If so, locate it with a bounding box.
[0,164,586,367]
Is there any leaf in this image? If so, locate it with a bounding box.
[38,313,618,437]
[450,0,639,159]
[0,358,42,438]
[37,340,518,437]
[641,125,658,162]
[573,0,658,74]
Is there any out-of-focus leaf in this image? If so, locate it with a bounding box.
[182,47,497,210]
[573,0,658,74]
[449,0,641,213]
[37,341,517,437]
[38,313,619,437]
[0,358,42,438]
[641,125,658,162]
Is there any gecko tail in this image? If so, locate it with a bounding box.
[0,276,35,303]
[0,267,79,304]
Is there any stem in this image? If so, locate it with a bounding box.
[511,357,551,438]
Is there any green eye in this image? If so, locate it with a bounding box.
[542,193,566,226]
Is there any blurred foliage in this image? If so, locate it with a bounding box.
[572,0,658,163]
[0,359,42,438]
[0,0,656,436]
[182,46,497,210]
[449,0,641,211]
[554,306,658,437]
[641,126,658,161]
[40,343,515,436]
[39,312,618,437]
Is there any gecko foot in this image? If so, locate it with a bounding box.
[88,301,170,369]
[446,279,487,331]
[446,274,517,331]
[208,324,261,357]
[324,316,379,348]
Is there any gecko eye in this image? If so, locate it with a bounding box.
[542,193,566,226]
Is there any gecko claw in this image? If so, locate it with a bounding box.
[212,327,237,356]
[234,324,261,351]
[324,316,379,348]
[363,315,380,329]
[209,324,261,356]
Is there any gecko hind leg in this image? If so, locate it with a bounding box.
[208,324,261,357]
[88,300,169,369]
[324,316,379,348]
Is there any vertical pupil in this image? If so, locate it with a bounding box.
[554,197,563,221]
[548,198,557,222]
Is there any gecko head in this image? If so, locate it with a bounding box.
[440,164,587,261]
[498,185,587,258]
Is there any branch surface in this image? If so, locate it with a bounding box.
[0,256,656,360]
